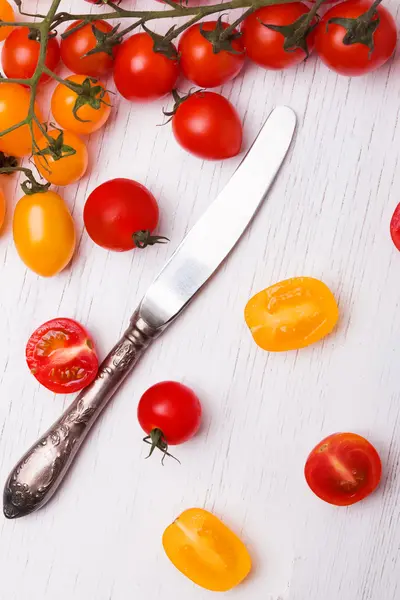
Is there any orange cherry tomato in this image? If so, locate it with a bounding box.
[305,433,382,506]
[33,129,88,186]
[51,74,111,135]
[0,0,14,42]
[13,191,76,277]
[245,276,339,351]
[0,83,41,157]
[163,508,251,592]
[0,186,5,231]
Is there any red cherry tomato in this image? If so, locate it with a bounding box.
[84,178,164,251]
[60,20,115,77]
[178,21,245,88]
[315,0,397,76]
[305,432,382,506]
[2,27,60,84]
[113,33,179,101]
[241,3,316,70]
[26,318,99,394]
[172,91,242,160]
[390,203,400,251]
[137,381,202,460]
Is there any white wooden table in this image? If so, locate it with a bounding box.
[1,0,400,598]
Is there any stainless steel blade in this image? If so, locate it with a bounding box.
[140,106,296,328]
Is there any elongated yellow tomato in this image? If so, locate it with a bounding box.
[163,508,251,592]
[0,186,5,232]
[0,83,41,157]
[13,191,76,277]
[245,276,339,352]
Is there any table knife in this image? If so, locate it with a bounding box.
[3,106,296,519]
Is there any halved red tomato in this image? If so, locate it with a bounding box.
[26,318,99,394]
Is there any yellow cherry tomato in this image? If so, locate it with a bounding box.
[0,0,15,42]
[245,276,339,352]
[13,191,76,277]
[163,508,252,592]
[34,129,88,186]
[0,186,5,231]
[51,74,111,135]
[0,83,41,157]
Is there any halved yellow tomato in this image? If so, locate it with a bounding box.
[13,191,76,277]
[245,276,339,351]
[163,508,251,592]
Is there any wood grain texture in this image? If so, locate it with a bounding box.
[1,0,400,598]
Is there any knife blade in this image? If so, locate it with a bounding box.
[3,106,296,518]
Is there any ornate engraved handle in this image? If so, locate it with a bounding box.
[3,312,163,519]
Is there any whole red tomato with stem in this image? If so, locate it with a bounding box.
[170,90,242,160]
[2,27,60,84]
[26,318,99,394]
[84,178,167,251]
[60,20,116,77]
[390,203,400,251]
[178,20,245,88]
[305,432,382,506]
[138,381,202,462]
[241,3,317,70]
[315,0,397,76]
[113,32,179,101]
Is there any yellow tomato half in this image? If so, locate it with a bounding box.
[13,191,76,277]
[163,508,251,592]
[0,186,5,231]
[34,129,88,186]
[245,276,339,352]
[0,0,15,42]
[0,83,41,157]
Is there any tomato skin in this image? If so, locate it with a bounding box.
[172,92,242,160]
[163,508,252,592]
[113,33,179,101]
[0,0,15,42]
[26,318,98,394]
[305,433,382,506]
[242,3,315,70]
[51,75,111,135]
[0,83,41,157]
[178,21,245,88]
[60,20,115,77]
[34,129,88,186]
[2,27,60,84]
[138,381,202,445]
[315,0,397,76]
[13,191,76,277]
[245,277,339,352]
[84,178,159,251]
[390,203,400,251]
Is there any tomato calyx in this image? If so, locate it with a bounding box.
[200,16,243,55]
[133,229,169,249]
[163,88,203,122]
[143,428,180,464]
[326,0,383,56]
[70,77,112,122]
[83,23,122,58]
[0,151,18,172]
[141,23,179,60]
[34,127,76,163]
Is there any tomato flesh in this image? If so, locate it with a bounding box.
[163,508,252,592]
[305,433,382,506]
[245,277,339,352]
[26,318,98,394]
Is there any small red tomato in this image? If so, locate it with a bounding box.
[305,432,382,506]
[178,21,245,88]
[172,91,242,160]
[26,318,99,394]
[390,203,400,251]
[84,178,165,251]
[113,32,179,101]
[2,27,60,84]
[315,0,397,76]
[138,381,202,461]
[241,3,316,70]
[60,20,116,77]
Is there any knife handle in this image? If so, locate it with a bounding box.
[3,311,162,519]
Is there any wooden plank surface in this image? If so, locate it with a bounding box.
[0,0,400,598]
